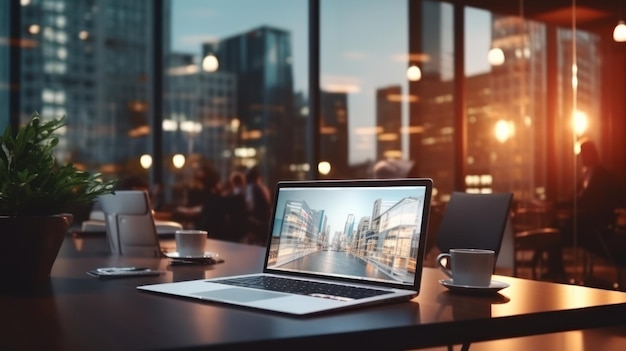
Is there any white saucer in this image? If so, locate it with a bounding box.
[165,251,218,260]
[439,279,509,294]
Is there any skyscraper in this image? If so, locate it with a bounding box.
[320,91,349,178]
[217,26,295,186]
[18,0,170,171]
[376,85,402,160]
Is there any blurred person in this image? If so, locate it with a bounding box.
[544,139,626,280]
[194,164,230,240]
[174,164,226,234]
[186,166,213,208]
[244,166,272,245]
[222,170,248,243]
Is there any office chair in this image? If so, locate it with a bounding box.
[510,206,560,279]
[436,191,513,351]
[99,190,163,257]
[436,191,514,265]
[586,208,626,289]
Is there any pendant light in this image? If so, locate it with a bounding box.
[614,20,626,42]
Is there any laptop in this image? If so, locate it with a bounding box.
[138,178,433,316]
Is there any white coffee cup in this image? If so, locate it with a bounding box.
[175,230,207,257]
[436,248,495,287]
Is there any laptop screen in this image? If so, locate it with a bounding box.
[264,178,432,289]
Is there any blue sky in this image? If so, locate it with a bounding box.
[171,1,492,163]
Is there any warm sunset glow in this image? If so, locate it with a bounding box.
[494,120,514,143]
[572,64,578,89]
[573,110,588,136]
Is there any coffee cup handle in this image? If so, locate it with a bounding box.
[436,253,453,279]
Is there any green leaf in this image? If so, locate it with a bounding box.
[0,112,116,216]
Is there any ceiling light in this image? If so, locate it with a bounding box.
[614,20,626,42]
[488,48,505,66]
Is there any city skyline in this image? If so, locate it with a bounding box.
[273,186,427,239]
[172,0,494,164]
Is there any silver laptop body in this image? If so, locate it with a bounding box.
[138,178,433,316]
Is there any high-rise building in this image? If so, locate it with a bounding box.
[320,91,349,178]
[216,26,296,186]
[18,0,171,174]
[376,85,402,160]
[164,52,238,194]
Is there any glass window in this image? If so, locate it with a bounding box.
[5,0,620,243]
[321,0,411,180]
[167,0,309,208]
[18,0,153,185]
[464,6,605,206]
[0,0,9,131]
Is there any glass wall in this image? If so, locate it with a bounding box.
[319,0,409,179]
[166,0,309,208]
[17,0,155,195]
[4,0,618,236]
[0,0,10,131]
[463,5,604,206]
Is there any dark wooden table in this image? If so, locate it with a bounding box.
[2,233,626,351]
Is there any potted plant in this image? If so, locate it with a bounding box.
[0,112,116,290]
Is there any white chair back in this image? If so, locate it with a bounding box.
[99,190,162,257]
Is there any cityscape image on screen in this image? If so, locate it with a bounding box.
[267,186,427,285]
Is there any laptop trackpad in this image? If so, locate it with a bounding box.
[193,288,287,303]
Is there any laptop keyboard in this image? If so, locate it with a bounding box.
[212,275,393,300]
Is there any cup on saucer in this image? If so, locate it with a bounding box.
[175,230,208,257]
[436,248,495,287]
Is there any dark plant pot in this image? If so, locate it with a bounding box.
[0,214,72,293]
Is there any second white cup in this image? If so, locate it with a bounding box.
[436,248,495,287]
[175,230,208,257]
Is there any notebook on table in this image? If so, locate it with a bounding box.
[138,178,433,316]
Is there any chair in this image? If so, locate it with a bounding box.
[80,209,183,235]
[435,191,512,351]
[586,208,626,289]
[511,206,561,279]
[99,190,164,257]
[436,191,514,263]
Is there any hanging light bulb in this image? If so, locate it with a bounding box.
[614,20,626,42]
[488,47,505,66]
[202,54,219,72]
[406,65,422,81]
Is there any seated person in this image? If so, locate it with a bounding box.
[544,139,626,280]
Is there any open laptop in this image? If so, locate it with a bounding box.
[138,178,433,316]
